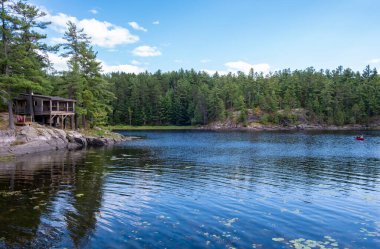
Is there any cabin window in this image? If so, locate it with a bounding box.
[34,101,37,106]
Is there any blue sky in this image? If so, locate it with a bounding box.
[32,0,380,74]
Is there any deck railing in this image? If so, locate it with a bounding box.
[15,115,33,125]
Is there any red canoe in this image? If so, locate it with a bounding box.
[355,137,365,141]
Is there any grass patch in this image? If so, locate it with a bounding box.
[80,128,108,137]
[107,125,197,131]
[79,127,123,139]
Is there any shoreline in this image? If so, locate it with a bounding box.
[200,124,380,131]
[1,123,378,159]
[109,124,380,131]
[0,125,138,159]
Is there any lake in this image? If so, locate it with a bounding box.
[0,130,379,248]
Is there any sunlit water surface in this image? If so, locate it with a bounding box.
[0,130,379,248]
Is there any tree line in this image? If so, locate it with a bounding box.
[107,66,380,126]
[1,1,379,129]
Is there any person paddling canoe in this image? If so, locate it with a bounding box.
[356,135,364,141]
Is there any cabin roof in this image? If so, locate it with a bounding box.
[18,93,76,102]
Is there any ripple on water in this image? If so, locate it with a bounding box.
[0,131,379,248]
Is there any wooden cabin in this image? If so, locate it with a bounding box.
[14,93,75,129]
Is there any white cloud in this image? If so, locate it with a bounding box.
[41,11,139,48]
[203,60,270,76]
[132,45,161,57]
[101,62,145,74]
[49,37,66,45]
[225,61,270,74]
[79,19,139,47]
[152,20,160,25]
[128,21,147,32]
[46,52,69,71]
[89,9,98,14]
[131,60,141,65]
[46,52,145,73]
[369,58,380,64]
[43,12,78,33]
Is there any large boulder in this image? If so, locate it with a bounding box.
[8,140,51,155]
[66,131,87,148]
[1,125,134,156]
[67,142,83,151]
[86,137,106,147]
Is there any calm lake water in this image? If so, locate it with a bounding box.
[0,131,379,248]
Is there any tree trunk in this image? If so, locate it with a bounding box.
[8,99,15,130]
[82,114,86,129]
[75,113,78,130]
[2,2,14,130]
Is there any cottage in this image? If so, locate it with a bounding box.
[14,93,75,129]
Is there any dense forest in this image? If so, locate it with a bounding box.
[1,1,380,129]
[106,67,380,126]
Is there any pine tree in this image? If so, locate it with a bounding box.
[0,0,18,129]
[61,21,113,128]
[0,0,50,128]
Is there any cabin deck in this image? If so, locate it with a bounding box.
[14,94,76,129]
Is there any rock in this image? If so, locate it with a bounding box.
[67,142,82,151]
[0,130,16,145]
[0,125,135,157]
[74,137,87,148]
[8,140,51,155]
[17,126,39,142]
[86,137,106,147]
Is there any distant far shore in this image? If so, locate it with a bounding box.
[109,123,380,131]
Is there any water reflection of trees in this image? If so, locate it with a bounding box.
[0,149,108,248]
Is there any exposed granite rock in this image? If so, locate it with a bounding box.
[0,125,134,157]
[0,130,16,144]
[86,137,106,147]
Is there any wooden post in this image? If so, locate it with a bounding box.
[71,115,74,130]
[75,113,78,130]
[27,90,35,122]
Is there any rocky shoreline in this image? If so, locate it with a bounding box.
[201,122,380,131]
[0,125,136,157]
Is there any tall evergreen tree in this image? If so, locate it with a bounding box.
[0,0,50,128]
[60,21,113,128]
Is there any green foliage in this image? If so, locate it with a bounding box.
[1,1,379,129]
[56,21,114,127]
[0,0,52,129]
[107,66,380,126]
